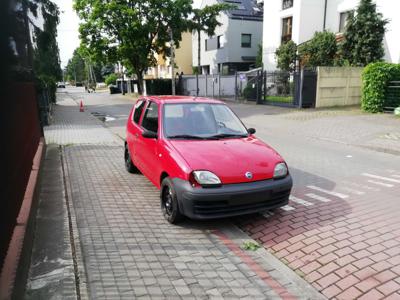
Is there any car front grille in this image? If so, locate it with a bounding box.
[193,189,290,216]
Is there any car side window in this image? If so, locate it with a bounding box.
[133,100,145,124]
[141,101,159,133]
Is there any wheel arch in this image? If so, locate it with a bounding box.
[160,171,169,186]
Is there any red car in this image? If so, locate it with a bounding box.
[125,96,292,223]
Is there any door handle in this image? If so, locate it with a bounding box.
[134,133,139,137]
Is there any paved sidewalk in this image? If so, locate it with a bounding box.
[25,94,325,299]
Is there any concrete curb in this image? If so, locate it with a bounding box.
[0,138,45,300]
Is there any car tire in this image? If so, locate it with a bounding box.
[124,143,138,173]
[161,177,184,224]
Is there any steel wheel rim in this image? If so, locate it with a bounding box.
[163,187,173,216]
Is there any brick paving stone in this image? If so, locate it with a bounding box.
[336,274,360,290]
[322,285,341,299]
[337,287,363,300]
[385,293,400,300]
[358,289,385,300]
[377,281,400,296]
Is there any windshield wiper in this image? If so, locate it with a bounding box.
[207,133,248,139]
[168,134,218,140]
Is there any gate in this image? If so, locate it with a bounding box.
[297,69,318,108]
[385,81,400,111]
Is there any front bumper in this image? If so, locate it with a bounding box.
[172,175,292,220]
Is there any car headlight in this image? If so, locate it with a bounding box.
[192,171,221,186]
[274,163,288,179]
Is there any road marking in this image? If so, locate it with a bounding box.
[342,181,380,192]
[339,187,365,195]
[362,173,400,183]
[367,180,394,188]
[307,185,349,199]
[280,205,295,211]
[305,193,331,203]
[289,196,314,206]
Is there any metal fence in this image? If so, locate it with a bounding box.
[178,68,317,108]
[385,81,400,111]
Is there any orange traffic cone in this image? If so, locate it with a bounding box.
[79,100,84,112]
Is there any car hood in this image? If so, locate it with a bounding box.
[168,136,284,184]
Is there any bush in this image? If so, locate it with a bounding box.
[275,41,297,72]
[243,84,257,100]
[299,31,337,67]
[105,73,118,86]
[362,62,400,112]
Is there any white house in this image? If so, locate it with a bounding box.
[263,0,400,70]
[193,0,263,75]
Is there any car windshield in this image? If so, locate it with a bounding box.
[163,103,249,139]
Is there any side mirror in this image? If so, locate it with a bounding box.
[142,130,158,139]
[247,128,256,134]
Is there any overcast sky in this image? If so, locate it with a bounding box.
[55,0,203,68]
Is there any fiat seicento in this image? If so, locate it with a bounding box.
[125,96,292,223]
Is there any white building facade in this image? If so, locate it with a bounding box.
[193,0,263,75]
[263,0,400,70]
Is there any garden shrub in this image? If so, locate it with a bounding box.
[105,73,118,86]
[298,31,337,68]
[362,62,400,112]
[145,79,172,95]
[243,83,257,100]
[275,41,297,72]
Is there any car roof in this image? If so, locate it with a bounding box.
[139,96,225,105]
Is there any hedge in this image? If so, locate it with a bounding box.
[362,62,400,112]
[145,79,172,95]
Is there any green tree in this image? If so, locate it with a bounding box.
[298,31,337,67]
[187,3,234,95]
[74,0,192,94]
[32,0,62,103]
[275,40,297,72]
[340,0,388,66]
[105,73,118,86]
[255,44,263,68]
[65,49,86,83]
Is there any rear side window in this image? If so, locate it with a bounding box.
[133,100,145,124]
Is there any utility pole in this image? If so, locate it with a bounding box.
[196,29,201,96]
[170,28,176,95]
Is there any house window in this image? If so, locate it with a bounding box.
[241,34,251,48]
[281,17,292,43]
[339,11,352,33]
[217,35,224,49]
[205,39,208,51]
[282,0,293,10]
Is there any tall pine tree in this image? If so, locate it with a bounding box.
[341,0,388,66]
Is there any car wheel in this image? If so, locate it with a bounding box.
[124,143,138,173]
[161,177,184,224]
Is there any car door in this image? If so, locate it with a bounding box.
[127,99,146,168]
[136,101,161,184]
